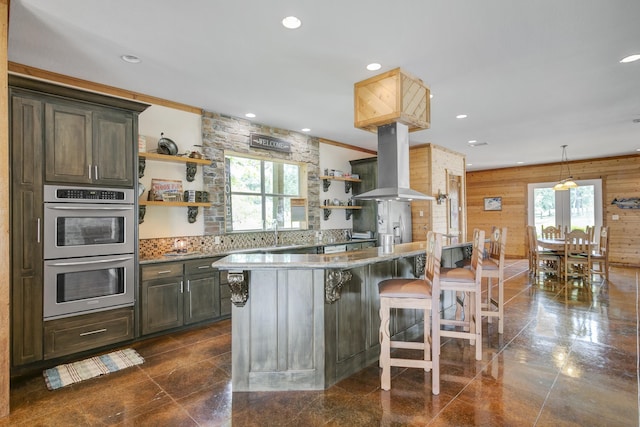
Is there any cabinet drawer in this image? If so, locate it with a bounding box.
[184,258,217,276]
[44,307,134,359]
[141,262,183,280]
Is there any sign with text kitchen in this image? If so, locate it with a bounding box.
[250,133,291,153]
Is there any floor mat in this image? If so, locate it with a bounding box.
[43,348,144,390]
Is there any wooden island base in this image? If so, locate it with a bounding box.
[212,241,469,391]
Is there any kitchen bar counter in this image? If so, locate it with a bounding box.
[138,238,377,264]
[211,240,471,392]
[212,241,428,270]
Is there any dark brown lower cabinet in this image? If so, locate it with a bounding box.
[140,258,222,335]
[43,307,134,360]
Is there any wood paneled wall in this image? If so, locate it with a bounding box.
[466,155,640,266]
[409,144,466,242]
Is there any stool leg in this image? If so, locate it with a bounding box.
[486,277,493,325]
[498,275,504,334]
[474,287,482,361]
[379,299,391,391]
[423,308,431,370]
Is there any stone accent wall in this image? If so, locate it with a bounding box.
[201,111,321,235]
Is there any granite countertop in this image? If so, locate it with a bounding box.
[139,238,377,265]
[211,241,430,270]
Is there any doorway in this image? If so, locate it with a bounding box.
[527,179,602,237]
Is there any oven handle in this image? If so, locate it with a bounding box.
[46,206,134,211]
[48,256,133,266]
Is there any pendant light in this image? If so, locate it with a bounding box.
[553,145,578,191]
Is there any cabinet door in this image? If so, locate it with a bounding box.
[184,259,220,324]
[93,109,134,186]
[44,100,92,184]
[10,93,45,366]
[141,274,184,335]
[185,275,219,324]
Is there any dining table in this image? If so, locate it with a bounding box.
[536,237,566,252]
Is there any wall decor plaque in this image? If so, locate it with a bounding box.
[484,197,502,211]
[250,133,291,153]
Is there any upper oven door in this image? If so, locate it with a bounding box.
[44,203,136,259]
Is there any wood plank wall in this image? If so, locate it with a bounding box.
[409,144,466,242]
[466,154,640,266]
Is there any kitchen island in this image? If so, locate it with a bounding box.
[212,241,469,392]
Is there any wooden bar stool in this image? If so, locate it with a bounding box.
[481,227,507,334]
[378,231,442,394]
[439,228,485,361]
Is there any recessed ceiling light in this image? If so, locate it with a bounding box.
[467,163,473,167]
[301,128,311,132]
[430,93,433,99]
[282,16,302,29]
[468,140,477,144]
[120,54,141,64]
[245,113,256,118]
[456,114,468,119]
[366,63,381,71]
[516,161,524,165]
[620,54,640,63]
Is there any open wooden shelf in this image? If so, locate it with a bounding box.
[139,152,211,166]
[139,201,210,207]
[319,175,361,183]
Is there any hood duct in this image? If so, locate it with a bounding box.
[352,122,435,201]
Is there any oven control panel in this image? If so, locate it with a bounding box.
[44,185,135,204]
[55,188,125,200]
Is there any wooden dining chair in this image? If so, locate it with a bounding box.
[590,226,609,282]
[541,225,563,240]
[378,231,442,394]
[564,229,592,283]
[480,227,507,334]
[440,228,484,361]
[527,225,560,277]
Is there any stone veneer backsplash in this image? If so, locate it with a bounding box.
[139,229,351,259]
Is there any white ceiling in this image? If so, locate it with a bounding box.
[8,0,640,170]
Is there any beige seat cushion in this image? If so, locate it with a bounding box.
[378,279,431,299]
[440,267,475,282]
[481,258,500,271]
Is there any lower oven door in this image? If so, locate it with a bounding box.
[44,254,135,320]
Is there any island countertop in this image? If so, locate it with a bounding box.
[211,241,428,270]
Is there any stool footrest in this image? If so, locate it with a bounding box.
[390,341,427,350]
[389,358,433,370]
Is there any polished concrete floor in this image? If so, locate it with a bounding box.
[3,260,639,426]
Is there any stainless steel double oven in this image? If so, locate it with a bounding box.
[43,185,136,320]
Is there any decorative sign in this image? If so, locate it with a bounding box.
[484,197,502,211]
[250,133,291,153]
[611,198,640,209]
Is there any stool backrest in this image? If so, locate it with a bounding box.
[469,228,486,280]
[425,231,442,288]
[488,226,507,264]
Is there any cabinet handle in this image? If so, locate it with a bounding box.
[157,270,173,274]
[94,165,99,180]
[180,280,184,293]
[88,164,92,180]
[36,218,41,243]
[187,280,190,292]
[80,328,107,336]
[197,265,210,269]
